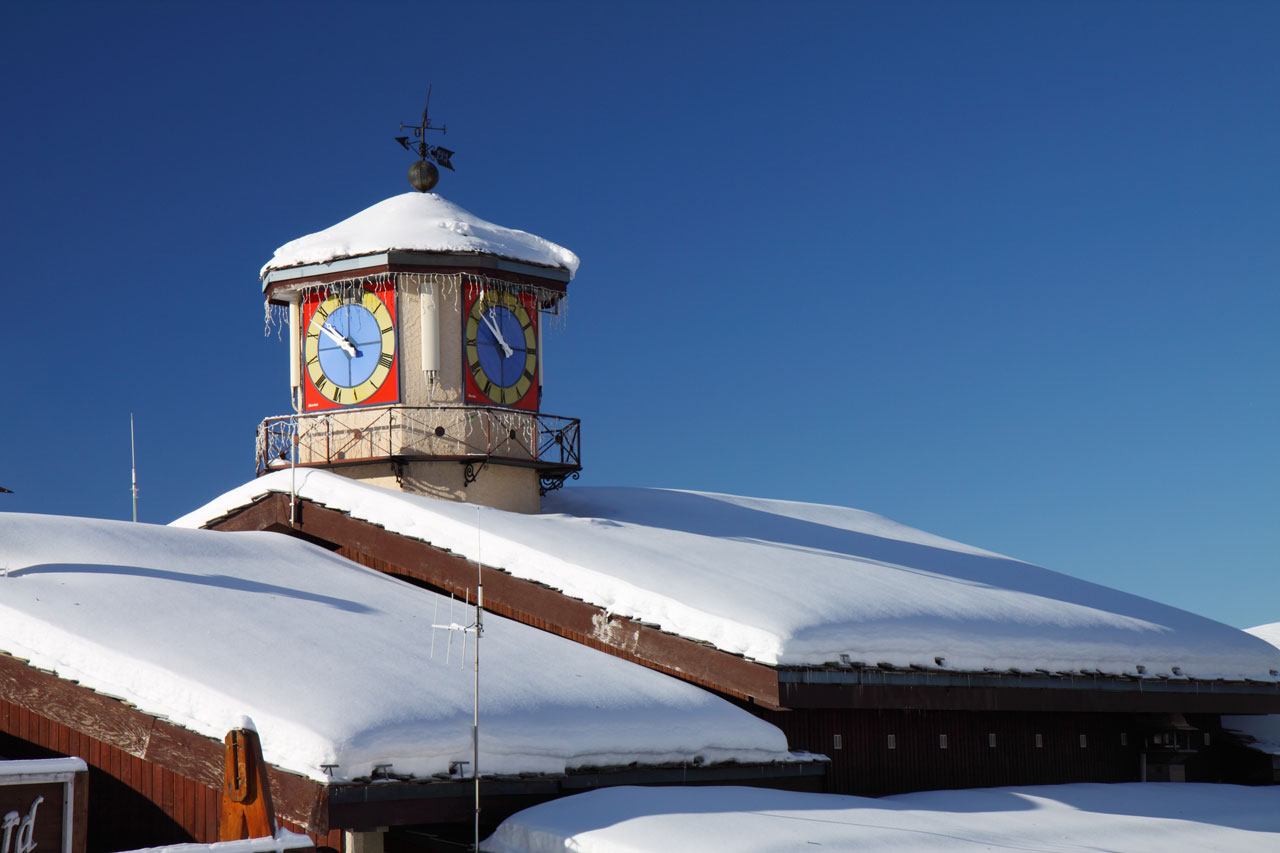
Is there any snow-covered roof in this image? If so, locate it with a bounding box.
[1247,622,1280,649]
[261,193,580,280]
[0,512,789,783]
[481,783,1280,852]
[174,470,1280,682]
[1223,623,1280,754]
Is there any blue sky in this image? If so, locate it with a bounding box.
[2,2,1276,629]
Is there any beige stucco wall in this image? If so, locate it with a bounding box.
[395,279,466,407]
[341,459,540,514]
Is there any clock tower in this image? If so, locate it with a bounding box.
[257,187,581,514]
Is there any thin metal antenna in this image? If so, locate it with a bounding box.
[460,588,470,669]
[474,504,483,853]
[130,413,139,522]
[425,508,483,850]
[431,596,439,659]
[290,417,298,527]
[445,594,456,664]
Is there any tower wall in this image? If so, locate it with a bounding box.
[395,279,466,406]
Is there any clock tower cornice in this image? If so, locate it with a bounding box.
[262,251,570,305]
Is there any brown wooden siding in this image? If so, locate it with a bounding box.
[751,708,1251,796]
[0,697,343,851]
[1,697,217,849]
[0,653,338,850]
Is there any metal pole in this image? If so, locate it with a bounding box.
[290,417,297,527]
[130,413,139,522]
[474,505,482,852]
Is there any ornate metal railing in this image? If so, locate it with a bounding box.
[255,405,581,490]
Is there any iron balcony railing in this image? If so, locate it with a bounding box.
[256,404,581,488]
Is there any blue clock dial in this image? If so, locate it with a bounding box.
[464,289,539,408]
[316,304,382,387]
[475,306,530,386]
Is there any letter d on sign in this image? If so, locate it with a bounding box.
[12,796,41,853]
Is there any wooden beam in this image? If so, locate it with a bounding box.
[219,727,278,841]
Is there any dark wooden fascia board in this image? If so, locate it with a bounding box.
[780,680,1280,714]
[327,762,825,830]
[0,652,329,833]
[197,490,295,534]
[208,493,783,708]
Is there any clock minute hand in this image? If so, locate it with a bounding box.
[320,321,358,357]
[481,309,514,357]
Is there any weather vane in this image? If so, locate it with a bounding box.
[396,86,455,192]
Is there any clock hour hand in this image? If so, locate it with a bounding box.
[320,321,358,357]
[481,309,514,357]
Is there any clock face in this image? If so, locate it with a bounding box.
[463,287,539,410]
[301,284,398,411]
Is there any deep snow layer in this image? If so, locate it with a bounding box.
[0,512,789,782]
[174,469,1280,681]
[261,193,580,279]
[480,783,1280,853]
[1222,623,1280,754]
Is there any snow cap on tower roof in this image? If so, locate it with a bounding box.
[261,192,579,281]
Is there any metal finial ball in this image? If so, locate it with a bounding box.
[408,159,439,192]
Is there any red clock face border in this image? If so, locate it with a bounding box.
[463,286,540,411]
[301,282,399,412]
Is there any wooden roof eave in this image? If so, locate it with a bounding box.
[327,761,826,829]
[0,651,330,835]
[1,651,802,836]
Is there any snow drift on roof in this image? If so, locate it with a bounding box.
[174,470,1280,682]
[261,193,580,280]
[0,512,789,782]
[481,783,1280,852]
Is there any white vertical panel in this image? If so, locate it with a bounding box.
[421,281,440,375]
[288,300,301,411]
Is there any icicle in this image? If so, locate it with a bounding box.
[263,301,289,339]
